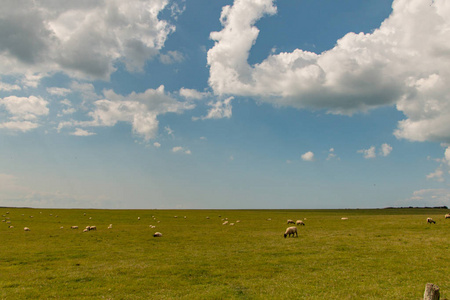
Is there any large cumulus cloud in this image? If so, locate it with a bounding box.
[207,0,450,143]
[0,0,174,80]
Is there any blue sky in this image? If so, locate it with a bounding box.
[1,0,450,209]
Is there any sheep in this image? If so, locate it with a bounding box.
[71,226,79,229]
[284,226,298,238]
[445,214,450,219]
[89,226,97,230]
[138,217,140,220]
[153,232,162,237]
[341,217,348,220]
[108,224,113,229]
[8,225,14,229]
[287,219,295,224]
[24,227,30,231]
[83,228,89,232]
[427,218,436,224]
[296,220,305,226]
[222,221,229,225]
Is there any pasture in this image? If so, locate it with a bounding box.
[1,208,449,299]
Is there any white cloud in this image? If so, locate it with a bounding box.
[0,81,21,91]
[165,126,174,136]
[47,87,71,96]
[0,121,40,132]
[326,148,340,161]
[301,151,315,162]
[0,95,49,131]
[153,142,161,148]
[445,147,450,169]
[426,168,444,182]
[70,128,96,136]
[179,88,210,100]
[57,86,194,141]
[200,97,233,120]
[358,146,376,159]
[380,143,393,157]
[0,0,175,80]
[404,188,450,207]
[0,95,49,119]
[172,146,191,154]
[208,0,450,143]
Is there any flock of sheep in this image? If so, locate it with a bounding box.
[2,211,449,238]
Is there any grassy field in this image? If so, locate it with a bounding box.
[1,208,449,299]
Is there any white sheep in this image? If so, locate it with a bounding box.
[287,219,295,224]
[108,224,113,229]
[138,217,140,220]
[296,220,305,226]
[71,226,79,229]
[153,232,162,237]
[445,214,450,219]
[341,217,348,220]
[89,225,97,230]
[24,227,30,231]
[222,221,229,225]
[83,228,89,232]
[427,217,436,224]
[284,226,298,238]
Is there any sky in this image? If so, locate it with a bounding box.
[1,0,450,209]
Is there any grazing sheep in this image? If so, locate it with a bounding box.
[427,218,436,224]
[445,214,450,219]
[341,217,348,220]
[229,223,235,226]
[296,220,305,226]
[287,219,295,224]
[71,226,79,229]
[89,226,97,230]
[138,217,140,220]
[8,225,14,229]
[153,232,162,237]
[284,226,298,238]
[108,224,113,229]
[60,226,64,229]
[83,228,89,232]
[222,221,229,225]
[24,227,30,231]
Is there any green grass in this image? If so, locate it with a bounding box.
[1,208,449,299]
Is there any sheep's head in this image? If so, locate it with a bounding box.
[284,233,287,238]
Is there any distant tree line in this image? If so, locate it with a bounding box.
[384,206,448,209]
